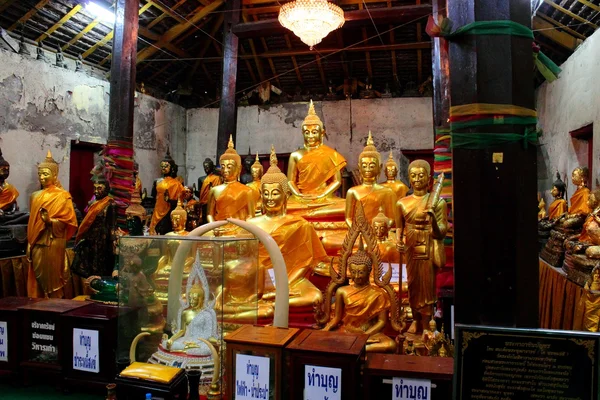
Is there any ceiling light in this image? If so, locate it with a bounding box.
[278,0,345,50]
[84,1,115,26]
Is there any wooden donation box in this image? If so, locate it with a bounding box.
[18,299,89,377]
[61,302,124,388]
[286,329,368,400]
[364,354,453,399]
[115,362,187,400]
[0,297,44,374]
[225,325,300,400]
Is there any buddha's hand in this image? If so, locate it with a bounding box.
[396,241,405,253]
[40,207,50,224]
[164,192,170,202]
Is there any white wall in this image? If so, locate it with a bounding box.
[537,28,600,201]
[186,98,434,187]
[0,44,186,210]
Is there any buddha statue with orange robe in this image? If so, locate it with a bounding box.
[582,265,600,332]
[569,167,591,215]
[381,151,409,201]
[207,136,256,223]
[246,153,263,214]
[548,172,568,220]
[27,151,78,298]
[198,158,222,224]
[0,148,19,215]
[150,150,184,235]
[182,186,201,231]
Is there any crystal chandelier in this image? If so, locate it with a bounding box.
[278,0,345,50]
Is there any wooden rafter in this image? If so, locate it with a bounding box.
[182,14,224,86]
[0,0,16,14]
[147,0,189,29]
[8,0,51,32]
[240,45,258,84]
[137,0,224,63]
[533,16,578,50]
[256,23,281,87]
[536,12,587,39]
[315,54,328,91]
[145,0,186,23]
[416,0,423,83]
[62,18,100,51]
[242,14,266,81]
[543,0,598,29]
[358,1,372,80]
[285,34,303,83]
[335,31,349,79]
[577,0,600,13]
[35,4,82,42]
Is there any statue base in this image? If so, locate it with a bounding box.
[540,226,582,268]
[562,252,598,287]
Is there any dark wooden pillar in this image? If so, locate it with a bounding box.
[431,0,449,129]
[216,0,241,159]
[449,0,538,327]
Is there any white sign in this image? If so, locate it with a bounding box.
[0,321,7,362]
[392,377,431,400]
[235,354,270,399]
[72,328,99,373]
[304,365,341,400]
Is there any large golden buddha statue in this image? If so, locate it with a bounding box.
[207,136,255,223]
[248,146,325,311]
[27,151,78,298]
[381,151,409,201]
[569,167,591,215]
[246,153,263,214]
[397,160,448,334]
[0,148,19,215]
[150,150,184,235]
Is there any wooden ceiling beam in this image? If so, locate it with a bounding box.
[147,0,189,30]
[536,12,587,39]
[285,34,303,83]
[0,0,16,14]
[183,14,224,86]
[145,0,186,23]
[8,0,51,32]
[233,4,432,37]
[137,0,224,63]
[335,30,350,79]
[241,0,394,4]
[543,0,598,29]
[257,41,431,58]
[315,54,328,92]
[576,0,600,13]
[252,13,280,86]
[358,2,372,80]
[35,4,81,41]
[533,16,578,50]
[62,18,100,51]
[242,14,266,82]
[416,0,423,83]
[243,5,280,15]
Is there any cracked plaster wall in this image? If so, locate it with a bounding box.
[0,46,186,210]
[186,98,433,187]
[537,28,600,204]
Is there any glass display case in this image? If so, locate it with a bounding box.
[115,234,260,397]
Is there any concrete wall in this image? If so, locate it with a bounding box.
[537,28,600,202]
[0,44,186,210]
[186,98,434,187]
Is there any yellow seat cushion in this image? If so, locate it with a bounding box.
[119,362,182,384]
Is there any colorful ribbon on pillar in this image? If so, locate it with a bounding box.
[104,140,135,229]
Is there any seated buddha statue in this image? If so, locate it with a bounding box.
[207,135,255,224]
[0,148,19,216]
[150,150,184,235]
[582,265,600,332]
[246,153,263,214]
[548,172,568,220]
[247,146,325,312]
[381,151,409,201]
[182,186,201,231]
[538,196,547,220]
[197,158,222,224]
[372,208,400,264]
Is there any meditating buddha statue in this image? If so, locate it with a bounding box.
[150,150,184,235]
[568,167,591,215]
[372,208,400,264]
[207,135,255,223]
[538,197,547,220]
[381,151,409,201]
[27,151,78,298]
[247,146,325,313]
[548,172,568,220]
[246,153,263,214]
[582,265,600,332]
[0,148,19,215]
[397,161,448,334]
[198,158,222,224]
[182,186,201,231]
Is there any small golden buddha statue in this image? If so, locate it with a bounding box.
[568,167,591,215]
[246,153,263,214]
[397,161,448,334]
[538,196,547,220]
[207,135,255,223]
[182,186,201,231]
[405,340,418,356]
[582,266,600,332]
[247,145,325,310]
[381,151,409,201]
[548,172,568,220]
[27,150,78,298]
[564,189,600,256]
[372,208,400,264]
[422,316,440,347]
[150,149,184,235]
[0,148,19,215]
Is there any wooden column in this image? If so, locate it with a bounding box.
[449,0,538,327]
[216,0,241,159]
[431,0,449,129]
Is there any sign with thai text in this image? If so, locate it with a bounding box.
[72,328,99,373]
[392,377,430,400]
[29,318,57,362]
[304,365,341,400]
[235,354,270,399]
[0,321,7,362]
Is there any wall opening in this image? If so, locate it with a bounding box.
[69,141,103,214]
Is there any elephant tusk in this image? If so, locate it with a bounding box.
[129,332,151,364]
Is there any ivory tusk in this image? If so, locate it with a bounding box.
[129,332,150,364]
[198,338,220,387]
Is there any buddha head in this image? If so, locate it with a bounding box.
[182,186,194,202]
[572,167,588,188]
[38,150,59,188]
[251,153,263,182]
[203,158,215,175]
[347,248,372,288]
[384,151,399,181]
[0,148,9,183]
[126,190,147,236]
[429,316,437,332]
[551,171,566,199]
[408,159,431,193]
[359,132,381,183]
[372,208,392,241]
[243,151,254,174]
[261,145,290,216]
[92,175,110,201]
[170,199,187,231]
[188,283,205,309]
[160,149,178,178]
[219,135,242,183]
[587,188,600,211]
[302,100,325,148]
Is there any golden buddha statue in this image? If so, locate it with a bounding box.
[247,146,325,311]
[548,172,568,220]
[538,196,547,220]
[246,153,263,214]
[568,167,591,215]
[286,100,347,217]
[381,151,409,201]
[207,135,255,223]
[198,158,222,224]
[397,161,448,334]
[0,148,19,215]
[182,186,201,231]
[372,208,400,264]
[422,316,441,348]
[27,151,78,298]
[150,150,184,235]
[582,265,600,332]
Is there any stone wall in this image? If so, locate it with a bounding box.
[186,98,434,187]
[537,29,600,202]
[0,44,186,210]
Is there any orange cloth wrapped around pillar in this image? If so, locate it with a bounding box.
[0,183,18,210]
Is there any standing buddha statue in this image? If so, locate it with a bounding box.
[246,153,263,214]
[381,151,409,201]
[27,151,78,298]
[548,172,568,220]
[207,135,256,223]
[0,148,19,215]
[397,160,448,334]
[150,150,184,235]
[198,158,222,224]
